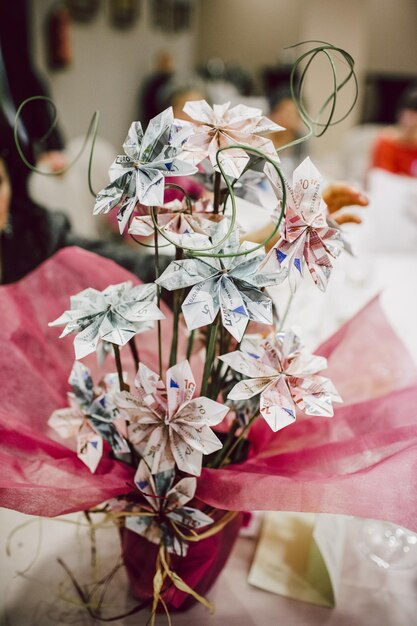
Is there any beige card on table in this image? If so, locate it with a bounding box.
[248,512,347,607]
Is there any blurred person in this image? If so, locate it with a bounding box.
[0,108,168,287]
[371,85,417,177]
[267,87,307,178]
[157,75,207,121]
[139,51,175,125]
[0,0,68,173]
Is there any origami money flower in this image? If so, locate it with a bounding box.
[120,462,213,554]
[49,281,165,360]
[48,361,130,472]
[116,360,228,476]
[129,198,221,249]
[220,331,342,432]
[178,100,283,178]
[93,108,198,233]
[156,226,286,342]
[259,157,344,291]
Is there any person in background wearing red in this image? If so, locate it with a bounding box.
[371,86,417,177]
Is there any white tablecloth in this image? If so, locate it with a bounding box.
[1,509,416,626]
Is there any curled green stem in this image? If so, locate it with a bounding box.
[287,41,358,140]
[14,95,100,197]
[149,145,286,259]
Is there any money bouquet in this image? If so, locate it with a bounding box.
[2,43,417,623]
[46,42,351,614]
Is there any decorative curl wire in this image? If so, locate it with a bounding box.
[150,144,287,260]
[283,40,358,151]
[13,41,357,257]
[13,95,100,196]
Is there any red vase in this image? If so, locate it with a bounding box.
[119,511,243,611]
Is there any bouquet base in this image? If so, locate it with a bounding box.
[119,511,243,612]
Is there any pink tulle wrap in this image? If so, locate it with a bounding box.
[1,247,416,530]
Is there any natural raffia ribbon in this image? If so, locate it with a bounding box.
[53,507,237,623]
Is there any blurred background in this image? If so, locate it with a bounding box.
[28,0,417,160]
[1,0,417,274]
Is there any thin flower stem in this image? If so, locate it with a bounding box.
[200,317,220,396]
[112,344,129,391]
[128,337,140,372]
[169,248,183,368]
[186,329,195,361]
[208,419,240,468]
[153,220,163,378]
[83,511,97,568]
[169,288,183,368]
[215,365,230,399]
[207,322,223,398]
[219,414,258,467]
[214,335,239,398]
[278,291,296,331]
[213,171,222,214]
[157,324,163,379]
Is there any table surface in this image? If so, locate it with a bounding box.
[1,508,417,626]
[2,245,417,625]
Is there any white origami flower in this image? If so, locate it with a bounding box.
[116,360,229,476]
[178,100,283,178]
[49,281,165,359]
[48,361,129,473]
[220,331,342,432]
[93,108,198,233]
[156,225,286,342]
[122,461,213,554]
[260,158,344,291]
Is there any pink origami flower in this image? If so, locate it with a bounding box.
[220,330,342,432]
[116,360,229,476]
[260,157,344,291]
[128,198,222,249]
[178,100,283,178]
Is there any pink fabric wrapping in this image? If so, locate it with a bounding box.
[197,298,417,530]
[0,248,416,530]
[0,247,196,516]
